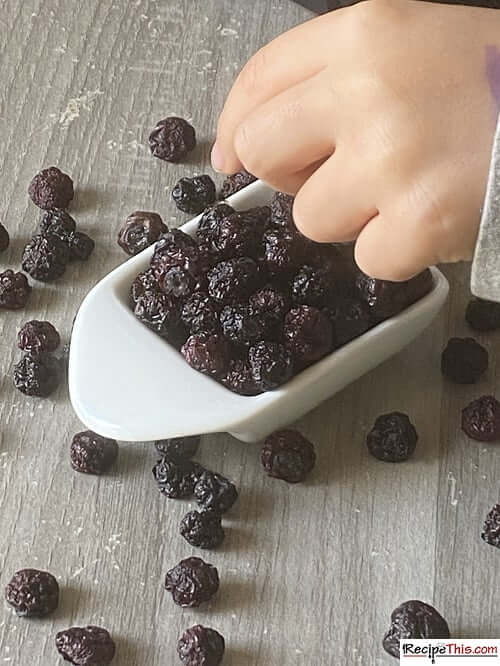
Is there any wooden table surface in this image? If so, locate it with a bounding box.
[1,1,499,664]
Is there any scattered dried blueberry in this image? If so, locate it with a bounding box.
[248,340,294,391]
[441,337,488,384]
[18,320,60,353]
[291,265,333,308]
[0,223,10,252]
[325,298,372,347]
[22,234,70,281]
[118,211,167,256]
[221,359,262,396]
[220,305,266,347]
[180,510,225,549]
[461,395,500,442]
[283,306,333,367]
[155,435,201,459]
[5,569,59,617]
[356,269,433,322]
[172,175,217,215]
[194,470,238,513]
[207,257,260,305]
[178,625,225,666]
[55,626,116,665]
[149,117,196,162]
[261,430,316,483]
[38,208,75,241]
[152,456,202,498]
[366,412,418,462]
[181,333,229,378]
[181,292,220,334]
[383,600,450,658]
[0,270,31,310]
[165,557,219,608]
[270,191,294,227]
[197,203,235,246]
[69,231,95,261]
[481,503,500,548]
[28,166,74,210]
[70,431,118,475]
[13,352,60,397]
[466,297,500,332]
[219,169,256,198]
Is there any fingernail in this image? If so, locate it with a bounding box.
[211,141,224,173]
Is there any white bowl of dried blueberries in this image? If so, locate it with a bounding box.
[69,180,449,443]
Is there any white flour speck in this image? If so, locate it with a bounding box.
[59,90,103,128]
[447,471,459,506]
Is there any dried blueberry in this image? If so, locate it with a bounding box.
[220,305,266,347]
[366,412,418,462]
[70,431,118,475]
[194,470,238,513]
[165,557,219,608]
[270,191,294,227]
[28,166,74,210]
[262,226,303,277]
[383,600,450,658]
[219,169,256,198]
[55,626,116,665]
[212,211,260,259]
[178,625,225,666]
[5,569,59,617]
[159,266,195,298]
[441,337,488,384]
[0,223,10,252]
[356,269,433,322]
[152,456,202,498]
[0,270,31,309]
[134,289,183,343]
[291,265,333,307]
[261,430,316,483]
[13,352,60,397]
[38,208,75,241]
[154,435,201,459]
[248,341,294,390]
[461,395,500,442]
[149,117,196,162]
[283,306,333,367]
[207,257,260,305]
[152,229,201,278]
[325,298,372,347]
[249,285,289,325]
[22,233,70,281]
[180,510,225,549]
[172,175,216,215]
[181,333,229,378]
[129,268,157,306]
[466,297,500,331]
[18,320,60,353]
[181,292,220,334]
[221,359,262,396]
[482,503,500,548]
[118,211,167,256]
[197,203,234,244]
[69,231,95,261]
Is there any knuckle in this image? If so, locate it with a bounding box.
[233,122,262,174]
[237,48,267,97]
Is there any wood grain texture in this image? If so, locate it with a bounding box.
[0,1,499,664]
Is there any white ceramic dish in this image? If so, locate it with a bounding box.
[69,181,449,443]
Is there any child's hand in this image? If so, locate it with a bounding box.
[212,0,500,280]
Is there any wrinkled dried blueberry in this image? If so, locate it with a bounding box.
[18,320,60,353]
[261,430,316,483]
[270,191,294,227]
[262,227,303,277]
[22,234,70,281]
[13,352,60,397]
[55,626,116,665]
[28,166,74,210]
[152,456,202,498]
[178,625,225,666]
[0,270,31,309]
[466,297,500,332]
[152,229,201,278]
[482,503,500,548]
[441,337,488,384]
[38,208,75,240]
[154,435,201,459]
[356,269,433,322]
[325,298,372,347]
[383,600,450,658]
[172,175,216,215]
[220,169,256,198]
[283,306,333,367]
[291,265,333,307]
[194,471,238,513]
[5,569,59,617]
[366,412,418,462]
[220,305,266,347]
[159,266,195,298]
[248,341,294,391]
[69,231,95,261]
[134,289,183,343]
[0,223,10,252]
[118,211,167,256]
[197,203,234,246]
[181,292,220,334]
[149,117,196,162]
[180,510,225,549]
[212,211,260,259]
[181,333,229,378]
[221,359,262,396]
[461,395,500,442]
[165,557,219,608]
[207,257,260,305]
[249,285,289,324]
[70,431,118,475]
[129,269,157,306]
